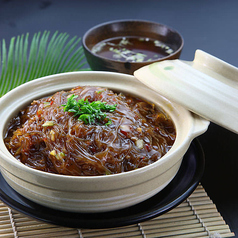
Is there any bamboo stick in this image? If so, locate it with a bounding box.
[9,220,45,227]
[20,235,79,238]
[192,208,219,215]
[82,230,141,238]
[81,226,139,236]
[189,192,208,198]
[20,231,79,238]
[141,215,195,225]
[0,208,9,213]
[11,216,30,222]
[204,220,226,227]
[0,211,10,216]
[145,226,206,237]
[167,206,192,213]
[218,233,236,238]
[81,225,138,234]
[17,227,77,237]
[0,204,9,209]
[0,218,12,225]
[199,212,222,219]
[147,231,209,238]
[208,225,232,232]
[143,222,204,233]
[191,204,217,210]
[0,224,13,230]
[152,210,195,219]
[187,199,213,205]
[141,219,199,230]
[0,228,15,235]
[202,217,224,223]
[15,224,63,232]
[0,234,14,238]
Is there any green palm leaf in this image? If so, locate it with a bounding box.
[0,31,89,97]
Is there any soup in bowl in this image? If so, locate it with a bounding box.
[83,20,184,75]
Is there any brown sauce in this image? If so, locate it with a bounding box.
[4,86,176,176]
[92,36,174,62]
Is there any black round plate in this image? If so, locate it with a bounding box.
[0,139,204,229]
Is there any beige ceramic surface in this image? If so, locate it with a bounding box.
[134,50,238,134]
[0,71,209,212]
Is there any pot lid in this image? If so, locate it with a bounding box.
[134,50,238,134]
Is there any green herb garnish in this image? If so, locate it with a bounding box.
[62,94,117,125]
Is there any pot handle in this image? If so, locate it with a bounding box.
[191,114,210,138]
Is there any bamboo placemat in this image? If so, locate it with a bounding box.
[0,184,235,238]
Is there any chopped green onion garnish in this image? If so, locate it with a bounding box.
[62,94,117,125]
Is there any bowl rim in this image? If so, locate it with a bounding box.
[82,19,184,64]
[0,71,193,182]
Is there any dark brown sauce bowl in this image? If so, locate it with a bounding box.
[82,20,184,75]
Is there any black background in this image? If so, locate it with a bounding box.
[0,0,238,235]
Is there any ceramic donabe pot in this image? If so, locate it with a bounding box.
[0,71,209,212]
